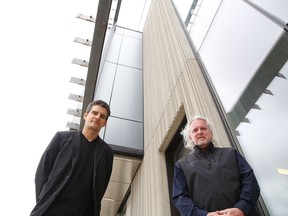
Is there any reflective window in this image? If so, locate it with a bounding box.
[104,116,143,150]
[116,0,150,31]
[95,26,143,153]
[118,30,143,69]
[172,0,288,214]
[198,0,282,112]
[95,62,117,104]
[110,65,143,122]
[106,32,123,64]
[176,0,222,50]
[236,61,288,215]
[248,0,288,23]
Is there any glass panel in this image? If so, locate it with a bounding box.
[123,29,143,40]
[96,27,143,151]
[95,62,117,104]
[248,0,288,22]
[173,0,222,51]
[187,0,222,51]
[118,32,143,69]
[172,0,288,214]
[116,0,149,31]
[173,0,287,51]
[106,32,122,64]
[236,61,288,216]
[110,65,143,122]
[104,117,143,150]
[198,0,282,112]
[172,0,194,21]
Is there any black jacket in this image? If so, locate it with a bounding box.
[30,130,114,216]
[172,143,260,216]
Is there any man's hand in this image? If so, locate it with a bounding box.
[216,208,244,216]
[207,212,223,216]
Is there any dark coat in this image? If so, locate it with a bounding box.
[172,143,260,216]
[30,130,114,216]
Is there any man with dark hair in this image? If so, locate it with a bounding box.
[31,100,114,216]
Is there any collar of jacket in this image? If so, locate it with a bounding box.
[194,142,215,154]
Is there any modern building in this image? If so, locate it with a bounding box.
[67,0,288,215]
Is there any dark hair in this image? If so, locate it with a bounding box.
[86,100,111,120]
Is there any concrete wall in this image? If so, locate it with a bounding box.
[124,0,231,215]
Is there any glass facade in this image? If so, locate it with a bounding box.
[172,0,288,215]
[247,0,288,23]
[95,26,144,152]
[236,61,288,215]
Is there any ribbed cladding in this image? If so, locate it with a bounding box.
[143,0,229,150]
[124,0,231,215]
[143,0,191,152]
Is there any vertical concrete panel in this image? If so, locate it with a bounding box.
[126,0,231,215]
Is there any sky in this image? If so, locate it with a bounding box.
[0,0,97,214]
[0,0,150,214]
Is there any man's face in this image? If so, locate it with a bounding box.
[83,105,108,131]
[189,119,212,149]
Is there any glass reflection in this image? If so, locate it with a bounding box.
[104,116,143,150]
[246,0,288,23]
[197,0,282,112]
[96,26,144,152]
[236,61,288,215]
[171,0,288,214]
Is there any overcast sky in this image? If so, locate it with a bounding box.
[0,0,97,214]
[0,0,150,214]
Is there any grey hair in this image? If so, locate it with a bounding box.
[181,115,214,150]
